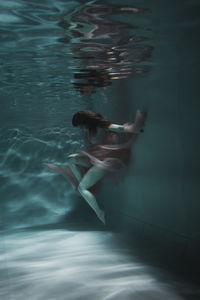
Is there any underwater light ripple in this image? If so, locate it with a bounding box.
[0,230,183,300]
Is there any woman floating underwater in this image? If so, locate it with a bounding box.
[45,110,146,225]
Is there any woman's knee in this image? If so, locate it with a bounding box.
[67,153,78,164]
[78,182,85,194]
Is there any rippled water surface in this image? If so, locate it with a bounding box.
[1,0,200,299]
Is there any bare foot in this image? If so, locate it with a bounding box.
[98,210,106,225]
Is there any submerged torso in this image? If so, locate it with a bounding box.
[79,127,134,170]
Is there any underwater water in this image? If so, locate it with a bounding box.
[0,0,154,230]
[1,0,200,299]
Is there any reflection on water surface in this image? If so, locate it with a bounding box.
[60,3,152,94]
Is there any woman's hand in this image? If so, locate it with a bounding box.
[123,123,134,133]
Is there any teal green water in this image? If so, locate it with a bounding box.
[0,0,153,229]
[1,0,200,299]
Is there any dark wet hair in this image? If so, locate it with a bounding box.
[72,110,111,136]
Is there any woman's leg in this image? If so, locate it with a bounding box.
[78,166,106,224]
[44,163,79,188]
[67,153,90,182]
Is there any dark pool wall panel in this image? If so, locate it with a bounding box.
[99,0,200,270]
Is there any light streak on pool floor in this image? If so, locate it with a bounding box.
[0,229,191,300]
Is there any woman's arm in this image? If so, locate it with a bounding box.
[108,110,146,134]
[108,123,134,133]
